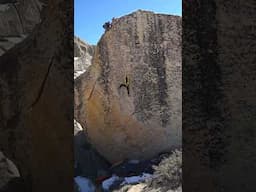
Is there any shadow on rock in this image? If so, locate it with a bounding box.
[74,131,111,181]
[0,177,28,192]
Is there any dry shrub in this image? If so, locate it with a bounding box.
[149,149,182,190]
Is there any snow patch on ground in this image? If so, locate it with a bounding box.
[74,176,95,192]
[102,175,120,191]
[121,173,152,185]
[102,173,153,191]
[74,70,86,79]
[74,119,83,135]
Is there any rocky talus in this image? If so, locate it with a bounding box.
[75,10,182,163]
[0,151,20,189]
[74,36,95,79]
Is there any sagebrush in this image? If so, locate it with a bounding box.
[149,149,182,190]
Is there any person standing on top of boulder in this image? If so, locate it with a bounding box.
[103,21,112,31]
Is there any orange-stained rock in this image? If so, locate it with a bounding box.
[75,10,182,163]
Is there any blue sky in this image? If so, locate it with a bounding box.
[75,0,182,45]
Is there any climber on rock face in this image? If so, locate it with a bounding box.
[119,76,130,95]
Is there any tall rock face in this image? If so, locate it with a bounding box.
[74,36,95,78]
[75,10,182,163]
[183,1,256,191]
[0,0,73,191]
